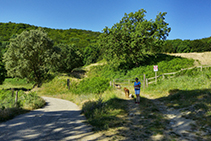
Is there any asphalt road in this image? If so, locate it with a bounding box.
[0,97,102,141]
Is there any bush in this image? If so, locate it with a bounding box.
[0,90,45,122]
[71,77,110,94]
[82,97,127,131]
[0,90,45,110]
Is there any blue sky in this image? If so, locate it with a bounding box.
[0,0,211,40]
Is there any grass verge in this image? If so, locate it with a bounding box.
[0,89,46,123]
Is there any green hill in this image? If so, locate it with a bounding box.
[0,22,100,52]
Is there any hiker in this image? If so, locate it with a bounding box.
[134,77,141,104]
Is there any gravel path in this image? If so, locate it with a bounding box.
[0,97,104,141]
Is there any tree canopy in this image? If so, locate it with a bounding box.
[3,28,57,85]
[52,44,83,73]
[0,50,6,84]
[98,9,171,69]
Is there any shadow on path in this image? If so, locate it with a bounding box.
[0,97,106,141]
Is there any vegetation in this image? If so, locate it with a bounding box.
[52,44,83,73]
[0,90,45,122]
[0,22,101,67]
[0,8,211,140]
[3,28,57,86]
[0,22,100,46]
[162,38,211,53]
[87,54,195,80]
[98,9,171,69]
[0,78,34,90]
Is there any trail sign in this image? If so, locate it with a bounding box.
[153,65,158,72]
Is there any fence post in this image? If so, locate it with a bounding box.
[67,79,70,90]
[155,71,157,84]
[200,66,203,71]
[146,79,148,87]
[162,74,165,79]
[11,88,14,97]
[110,81,112,87]
[113,79,115,88]
[143,74,146,89]
[15,91,18,107]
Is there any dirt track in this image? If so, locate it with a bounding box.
[0,97,105,141]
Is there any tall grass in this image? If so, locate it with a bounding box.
[0,90,45,122]
[87,55,194,81]
[142,69,211,98]
[0,78,34,90]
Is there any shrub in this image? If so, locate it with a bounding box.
[71,77,110,94]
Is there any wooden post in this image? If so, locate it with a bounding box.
[146,79,148,87]
[113,79,115,88]
[200,66,203,71]
[162,74,165,79]
[155,71,157,84]
[15,91,18,106]
[128,79,130,85]
[110,81,112,87]
[67,79,70,90]
[11,88,14,97]
[143,74,146,89]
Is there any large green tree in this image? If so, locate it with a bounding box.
[0,48,6,84]
[98,9,171,69]
[3,28,57,85]
[52,44,83,73]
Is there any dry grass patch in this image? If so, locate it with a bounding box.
[169,51,211,66]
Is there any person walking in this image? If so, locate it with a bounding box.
[134,77,141,104]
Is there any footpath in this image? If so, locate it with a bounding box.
[119,93,208,141]
[0,97,108,141]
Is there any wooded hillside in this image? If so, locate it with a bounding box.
[0,22,100,52]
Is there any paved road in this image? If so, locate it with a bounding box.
[0,97,103,141]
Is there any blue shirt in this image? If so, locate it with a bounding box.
[134,81,141,90]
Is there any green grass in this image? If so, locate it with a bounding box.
[142,70,211,98]
[82,96,127,131]
[87,54,195,80]
[0,78,34,90]
[0,90,45,122]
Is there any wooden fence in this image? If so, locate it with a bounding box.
[146,65,211,87]
[111,65,211,89]
[111,74,146,89]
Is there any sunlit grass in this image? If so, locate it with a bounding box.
[0,78,34,90]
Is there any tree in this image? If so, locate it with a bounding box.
[3,28,57,86]
[52,44,83,73]
[98,9,171,69]
[0,49,6,84]
[83,44,100,65]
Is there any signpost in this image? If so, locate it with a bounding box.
[153,65,158,83]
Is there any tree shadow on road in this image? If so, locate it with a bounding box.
[0,108,109,140]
